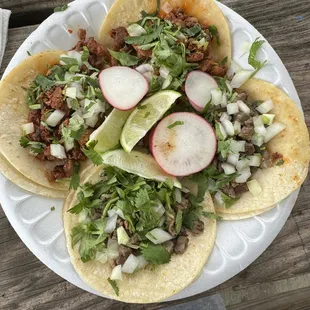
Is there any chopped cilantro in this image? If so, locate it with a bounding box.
[107,278,119,296]
[141,244,171,265]
[248,38,267,78]
[35,75,55,91]
[202,211,222,220]
[20,136,30,148]
[27,51,32,56]
[54,4,69,12]
[182,24,202,37]
[175,210,183,234]
[144,111,150,118]
[209,25,221,46]
[50,206,55,211]
[82,140,103,166]
[81,46,89,62]
[167,121,184,129]
[218,140,231,158]
[125,24,164,45]
[276,159,284,166]
[108,49,140,66]
[70,162,80,190]
[222,193,239,209]
[220,56,228,66]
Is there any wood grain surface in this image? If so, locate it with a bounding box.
[0,0,310,309]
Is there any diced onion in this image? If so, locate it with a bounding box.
[116,209,125,220]
[146,228,173,245]
[162,75,172,89]
[104,214,118,233]
[108,209,117,217]
[225,80,233,94]
[85,115,99,128]
[67,50,83,65]
[46,110,65,127]
[252,134,264,147]
[64,139,75,152]
[22,122,35,135]
[153,203,166,217]
[78,209,90,223]
[227,153,240,166]
[248,154,261,167]
[255,124,267,136]
[247,179,262,196]
[221,163,236,175]
[122,254,140,274]
[117,226,130,245]
[264,122,286,143]
[218,123,227,140]
[65,72,74,81]
[237,100,251,114]
[95,251,108,263]
[253,116,264,127]
[262,114,275,125]
[214,191,224,206]
[174,188,182,203]
[234,121,241,134]
[221,91,227,107]
[220,112,231,122]
[110,265,123,281]
[137,255,148,269]
[107,238,119,259]
[136,64,154,74]
[65,87,77,99]
[230,70,253,89]
[256,99,274,114]
[221,119,235,136]
[159,66,170,79]
[235,167,251,183]
[230,140,245,153]
[227,102,239,115]
[161,1,173,13]
[143,71,153,82]
[127,23,147,37]
[236,158,250,171]
[50,144,67,159]
[211,89,222,106]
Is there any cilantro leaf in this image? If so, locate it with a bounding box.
[82,140,103,165]
[218,140,231,158]
[107,278,119,296]
[175,210,183,234]
[50,206,55,211]
[135,189,149,209]
[20,136,30,148]
[209,25,221,46]
[276,159,284,166]
[70,162,80,190]
[125,24,164,45]
[222,193,239,209]
[167,121,184,129]
[141,244,171,265]
[81,46,90,62]
[248,38,266,70]
[109,49,140,66]
[54,4,69,12]
[183,210,199,230]
[182,24,202,37]
[202,211,222,220]
[35,75,55,91]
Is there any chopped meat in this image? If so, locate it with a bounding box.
[233,183,249,197]
[199,58,227,77]
[110,56,118,67]
[163,240,175,254]
[133,45,152,59]
[77,28,86,41]
[64,159,75,177]
[44,86,65,110]
[87,37,109,57]
[88,54,105,70]
[166,215,176,236]
[115,245,132,265]
[234,112,250,124]
[211,64,227,77]
[40,123,52,143]
[175,196,190,210]
[110,27,128,51]
[221,185,236,198]
[129,234,140,245]
[184,17,198,28]
[78,128,93,147]
[27,125,41,142]
[186,52,204,63]
[179,227,188,237]
[43,146,57,161]
[272,152,283,163]
[174,236,189,254]
[191,219,204,235]
[244,142,255,155]
[235,88,248,102]
[28,110,41,126]
[36,153,46,161]
[175,8,186,20]
[67,148,87,161]
[244,118,253,126]
[91,208,102,220]
[73,41,86,52]
[238,124,254,141]
[50,165,66,181]
[200,59,213,73]
[124,220,129,231]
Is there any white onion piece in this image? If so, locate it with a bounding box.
[108,209,117,217]
[22,122,35,135]
[248,155,261,167]
[136,64,154,74]
[95,251,108,263]
[255,124,267,136]
[221,163,236,175]
[78,209,90,224]
[104,214,118,233]
[220,112,231,122]
[225,80,233,94]
[236,159,250,171]
[137,255,149,269]
[262,114,275,125]
[67,50,83,65]
[221,119,235,136]
[146,228,173,244]
[46,110,65,127]
[227,103,239,115]
[69,82,84,99]
[264,122,286,143]
[214,191,224,206]
[116,209,125,220]
[211,89,222,106]
[162,75,172,89]
[50,144,67,159]
[252,134,264,147]
[174,188,182,203]
[247,179,262,196]
[217,123,227,140]
[230,140,246,153]
[235,167,251,183]
[143,72,153,82]
[256,99,274,114]
[153,203,165,217]
[159,66,170,79]
[65,87,77,99]
[230,70,253,89]
[122,254,140,274]
[233,120,241,134]
[85,114,99,128]
[127,24,147,37]
[107,238,119,259]
[237,100,251,114]
[161,1,173,13]
[110,265,123,281]
[117,226,130,245]
[253,116,264,127]
[64,139,75,152]
[227,153,240,166]
[221,92,227,107]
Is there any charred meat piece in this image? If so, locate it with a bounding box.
[166,215,176,236]
[199,59,227,77]
[186,52,204,63]
[87,37,109,57]
[50,165,67,181]
[244,142,255,155]
[221,185,236,198]
[184,17,198,28]
[163,240,175,254]
[174,236,189,254]
[191,219,204,235]
[64,159,75,177]
[133,45,153,59]
[233,183,249,197]
[235,88,248,102]
[43,146,57,161]
[67,148,87,161]
[88,54,105,70]
[110,27,128,51]
[234,112,250,124]
[77,28,87,41]
[238,124,254,141]
[39,123,52,144]
[115,245,132,265]
[44,86,65,110]
[27,125,42,142]
[78,128,93,148]
[28,110,41,126]
[175,196,190,211]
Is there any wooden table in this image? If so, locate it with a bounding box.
[1,0,309,309]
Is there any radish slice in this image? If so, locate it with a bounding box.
[185,71,218,112]
[151,112,217,176]
[99,67,149,111]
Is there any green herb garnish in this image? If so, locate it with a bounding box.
[167,121,184,129]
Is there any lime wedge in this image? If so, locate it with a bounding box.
[88,109,133,153]
[102,149,182,188]
[120,90,182,153]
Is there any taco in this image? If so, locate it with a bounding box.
[99,0,231,79]
[63,164,216,303]
[0,32,114,194]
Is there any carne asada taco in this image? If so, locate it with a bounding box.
[0,33,114,193]
[63,164,217,303]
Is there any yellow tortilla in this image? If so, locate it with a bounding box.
[99,0,231,65]
[216,79,310,215]
[63,165,217,303]
[0,152,67,198]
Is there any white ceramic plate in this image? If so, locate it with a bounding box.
[0,0,302,302]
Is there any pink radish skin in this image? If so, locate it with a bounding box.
[185,71,218,112]
[151,112,217,176]
[99,67,149,111]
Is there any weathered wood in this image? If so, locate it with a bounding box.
[0,0,310,309]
